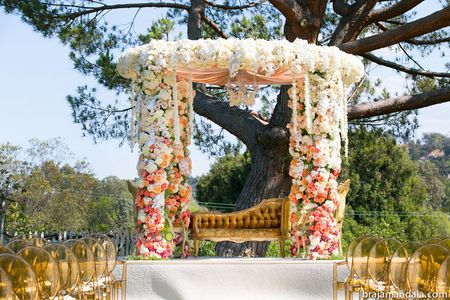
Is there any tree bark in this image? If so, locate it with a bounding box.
[215,132,292,256]
[215,87,293,256]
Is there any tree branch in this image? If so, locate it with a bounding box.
[201,15,228,38]
[348,88,450,120]
[406,36,450,45]
[193,92,263,148]
[268,0,301,23]
[340,6,450,54]
[375,22,450,46]
[329,0,378,45]
[59,2,189,19]
[204,0,264,10]
[360,53,450,78]
[366,0,424,25]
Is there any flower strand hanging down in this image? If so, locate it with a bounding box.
[288,72,349,259]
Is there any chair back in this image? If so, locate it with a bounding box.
[0,245,13,255]
[6,239,31,253]
[389,241,423,290]
[86,234,117,276]
[0,267,14,299]
[64,240,95,285]
[436,256,450,294]
[44,243,79,294]
[0,253,39,299]
[80,237,107,279]
[406,244,448,293]
[28,237,47,248]
[17,246,61,299]
[335,179,350,224]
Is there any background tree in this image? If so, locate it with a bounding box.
[0,139,134,234]
[1,0,449,255]
[196,151,251,210]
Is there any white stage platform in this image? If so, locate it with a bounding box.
[118,258,349,300]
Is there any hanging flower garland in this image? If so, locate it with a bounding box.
[287,71,350,259]
[117,38,364,259]
[131,69,194,259]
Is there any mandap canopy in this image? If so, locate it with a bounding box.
[117,38,364,259]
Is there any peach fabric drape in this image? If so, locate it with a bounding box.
[175,67,304,86]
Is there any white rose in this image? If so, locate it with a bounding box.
[145,161,157,173]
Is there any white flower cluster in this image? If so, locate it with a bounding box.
[117,38,364,107]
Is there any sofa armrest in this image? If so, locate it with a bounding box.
[280,198,290,239]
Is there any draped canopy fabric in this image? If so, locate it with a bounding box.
[174,67,304,86]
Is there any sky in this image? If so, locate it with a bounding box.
[0,4,449,180]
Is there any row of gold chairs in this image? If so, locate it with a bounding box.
[333,236,450,300]
[0,234,127,299]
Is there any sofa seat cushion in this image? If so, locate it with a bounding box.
[194,229,282,242]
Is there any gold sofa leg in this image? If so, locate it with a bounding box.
[279,238,285,258]
[194,239,199,257]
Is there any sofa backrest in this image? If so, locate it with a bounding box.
[193,198,289,232]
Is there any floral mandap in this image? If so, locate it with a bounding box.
[117,38,364,259]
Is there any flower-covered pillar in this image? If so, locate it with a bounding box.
[130,66,194,259]
[165,77,195,257]
[288,70,350,259]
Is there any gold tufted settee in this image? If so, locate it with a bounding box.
[191,198,290,257]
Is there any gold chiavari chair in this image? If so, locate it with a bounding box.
[406,244,448,296]
[17,246,61,299]
[6,239,31,253]
[87,234,118,299]
[0,253,39,299]
[44,243,80,298]
[333,235,374,300]
[80,237,107,299]
[436,256,450,298]
[351,236,381,298]
[0,267,15,299]
[389,241,423,293]
[336,179,351,257]
[113,259,127,300]
[366,238,401,293]
[65,239,95,299]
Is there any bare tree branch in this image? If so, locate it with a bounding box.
[204,0,264,10]
[58,2,189,19]
[340,6,450,54]
[329,0,378,45]
[375,22,450,46]
[202,15,228,38]
[268,0,300,22]
[360,53,450,78]
[348,88,450,120]
[193,92,263,148]
[406,36,450,45]
[366,0,424,25]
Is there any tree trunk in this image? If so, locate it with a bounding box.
[215,143,292,256]
[215,87,293,257]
